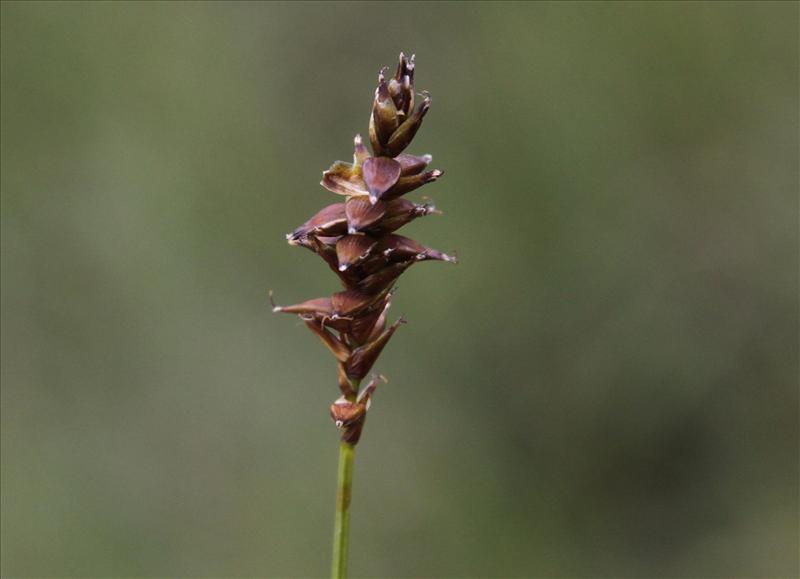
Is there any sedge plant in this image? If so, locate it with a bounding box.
[272,53,454,578]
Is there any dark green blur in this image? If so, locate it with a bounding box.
[1,1,797,577]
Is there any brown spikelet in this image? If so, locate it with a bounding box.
[373,198,439,233]
[336,234,377,272]
[287,203,347,244]
[346,318,406,379]
[345,196,387,233]
[395,153,432,176]
[378,234,457,263]
[274,53,454,445]
[362,157,402,204]
[271,295,333,316]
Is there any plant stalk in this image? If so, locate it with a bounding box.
[332,440,355,578]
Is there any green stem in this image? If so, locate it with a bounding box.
[332,441,355,578]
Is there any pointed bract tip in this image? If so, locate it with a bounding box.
[269,290,281,312]
[419,199,443,216]
[446,250,459,264]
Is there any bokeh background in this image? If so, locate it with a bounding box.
[1,1,797,577]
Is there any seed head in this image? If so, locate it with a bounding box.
[273,53,454,445]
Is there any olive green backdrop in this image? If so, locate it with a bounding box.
[1,1,797,577]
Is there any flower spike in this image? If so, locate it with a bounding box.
[274,53,453,451]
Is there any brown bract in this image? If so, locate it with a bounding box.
[274,53,454,445]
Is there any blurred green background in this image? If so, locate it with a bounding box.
[1,1,797,577]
